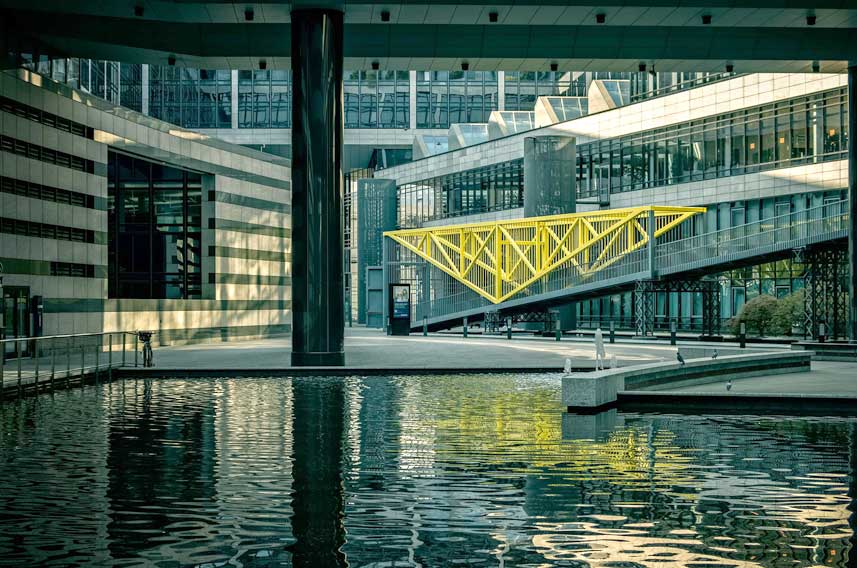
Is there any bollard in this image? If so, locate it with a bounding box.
[670,320,677,346]
[739,322,746,349]
[555,318,561,342]
[818,322,827,343]
[609,321,615,344]
[423,316,428,337]
[463,317,468,338]
[506,317,512,340]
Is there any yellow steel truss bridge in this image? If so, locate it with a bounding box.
[384,206,705,304]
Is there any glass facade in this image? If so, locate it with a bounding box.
[344,71,410,129]
[149,67,232,129]
[504,71,585,111]
[397,160,524,227]
[108,152,203,299]
[119,63,143,113]
[576,87,848,199]
[416,71,499,128]
[237,70,291,129]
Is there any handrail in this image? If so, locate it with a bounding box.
[0,330,142,345]
[1,330,152,400]
[657,198,848,253]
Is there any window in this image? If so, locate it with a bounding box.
[108,152,203,299]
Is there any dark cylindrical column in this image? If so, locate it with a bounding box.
[849,65,857,343]
[291,9,345,366]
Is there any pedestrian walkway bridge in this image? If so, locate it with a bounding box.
[384,200,848,331]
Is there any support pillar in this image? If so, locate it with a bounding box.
[849,65,857,342]
[647,208,657,279]
[291,8,345,366]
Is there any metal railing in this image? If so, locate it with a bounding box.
[0,331,144,399]
[656,199,848,275]
[629,72,741,103]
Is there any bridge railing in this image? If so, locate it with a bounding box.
[386,242,650,325]
[656,198,848,274]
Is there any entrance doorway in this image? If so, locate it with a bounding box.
[3,286,30,359]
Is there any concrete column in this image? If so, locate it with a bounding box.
[357,179,397,324]
[647,208,657,279]
[230,70,239,130]
[523,135,577,330]
[290,8,345,366]
[497,71,505,111]
[523,135,576,217]
[849,65,857,342]
[141,64,150,116]
[409,70,417,130]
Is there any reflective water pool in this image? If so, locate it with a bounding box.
[0,375,854,567]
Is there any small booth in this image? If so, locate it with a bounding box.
[388,283,411,336]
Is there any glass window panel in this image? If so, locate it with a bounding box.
[823,95,842,153]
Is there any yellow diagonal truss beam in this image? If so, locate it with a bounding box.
[385,206,705,304]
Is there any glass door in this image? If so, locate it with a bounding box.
[3,286,30,359]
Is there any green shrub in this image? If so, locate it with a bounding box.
[730,294,779,337]
[771,289,805,336]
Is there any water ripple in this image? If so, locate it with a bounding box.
[0,375,853,567]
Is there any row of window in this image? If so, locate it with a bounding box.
[0,96,93,139]
[50,262,96,278]
[397,90,850,226]
[0,135,96,174]
[0,216,95,243]
[416,71,500,128]
[0,175,96,209]
[397,159,524,228]
[577,88,849,197]
[149,67,232,129]
[237,70,289,129]
[345,70,410,129]
[25,58,121,105]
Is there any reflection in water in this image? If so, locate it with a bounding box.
[288,377,347,567]
[0,374,853,567]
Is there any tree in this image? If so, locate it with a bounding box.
[730,294,779,337]
[771,289,806,336]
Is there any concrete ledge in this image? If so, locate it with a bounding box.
[616,391,857,416]
[118,366,568,379]
[563,351,813,411]
[792,341,857,361]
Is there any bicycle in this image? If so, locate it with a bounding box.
[138,331,154,367]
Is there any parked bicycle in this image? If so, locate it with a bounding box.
[138,331,154,367]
